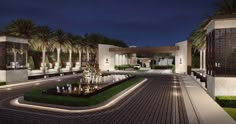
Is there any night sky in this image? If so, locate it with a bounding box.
[0,0,221,47]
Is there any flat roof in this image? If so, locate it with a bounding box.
[109,46,179,54]
[204,14,236,29]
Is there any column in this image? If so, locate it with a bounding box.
[203,49,206,71]
[115,54,119,65]
[123,54,125,65]
[119,54,122,65]
[200,50,202,71]
[126,54,128,64]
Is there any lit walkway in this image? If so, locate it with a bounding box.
[180,74,235,124]
[0,74,188,124]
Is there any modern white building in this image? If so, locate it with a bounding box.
[0,36,192,84]
[98,40,191,74]
[204,15,236,97]
[0,36,28,84]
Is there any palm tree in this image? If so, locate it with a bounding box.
[82,37,94,63]
[64,33,75,69]
[190,0,236,51]
[73,35,83,67]
[215,0,236,15]
[4,19,35,38]
[30,26,52,73]
[51,29,67,67]
[188,18,210,51]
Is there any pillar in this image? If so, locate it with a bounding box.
[119,54,122,65]
[115,54,119,65]
[123,54,126,65]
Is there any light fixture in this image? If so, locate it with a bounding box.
[105,58,109,63]
[179,58,182,64]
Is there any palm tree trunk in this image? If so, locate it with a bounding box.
[57,48,60,66]
[69,50,72,64]
[42,48,46,74]
[87,47,89,62]
[69,49,72,71]
[79,49,81,67]
[13,49,17,68]
[26,50,28,67]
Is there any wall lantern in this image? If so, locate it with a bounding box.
[105,58,109,63]
[179,58,182,64]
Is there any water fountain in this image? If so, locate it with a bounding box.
[44,63,132,97]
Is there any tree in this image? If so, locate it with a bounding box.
[64,33,75,67]
[189,0,236,51]
[4,19,35,38]
[188,18,210,51]
[215,0,236,15]
[30,26,52,73]
[51,29,67,66]
[84,33,127,47]
[72,35,83,66]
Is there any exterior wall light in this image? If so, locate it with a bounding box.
[105,58,109,63]
[179,58,182,64]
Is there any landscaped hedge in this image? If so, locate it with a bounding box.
[24,77,144,107]
[0,82,6,86]
[151,65,173,69]
[216,96,236,108]
[115,64,134,70]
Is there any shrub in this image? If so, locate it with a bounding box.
[114,64,134,70]
[216,96,236,108]
[151,65,173,69]
[0,82,6,86]
[24,77,144,107]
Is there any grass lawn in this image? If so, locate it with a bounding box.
[24,76,144,107]
[216,96,236,121]
[224,107,236,121]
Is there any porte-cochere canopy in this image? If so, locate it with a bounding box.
[109,46,179,54]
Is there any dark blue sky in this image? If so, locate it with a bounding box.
[0,0,221,46]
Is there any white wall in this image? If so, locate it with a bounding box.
[158,58,173,66]
[0,71,6,82]
[0,36,28,44]
[207,75,216,97]
[175,40,188,74]
[98,44,119,71]
[0,70,28,84]
[206,19,236,33]
[207,75,236,98]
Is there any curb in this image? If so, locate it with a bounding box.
[10,78,148,113]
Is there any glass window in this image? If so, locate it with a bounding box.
[6,42,27,69]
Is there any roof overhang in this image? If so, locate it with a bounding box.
[109,46,179,54]
[204,14,236,30]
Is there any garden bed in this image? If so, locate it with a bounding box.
[216,96,236,108]
[24,76,144,107]
[43,76,134,98]
[0,82,6,86]
[151,65,173,69]
[216,96,236,121]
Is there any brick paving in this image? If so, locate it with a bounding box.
[0,74,188,124]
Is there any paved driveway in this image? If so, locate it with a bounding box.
[0,74,188,124]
